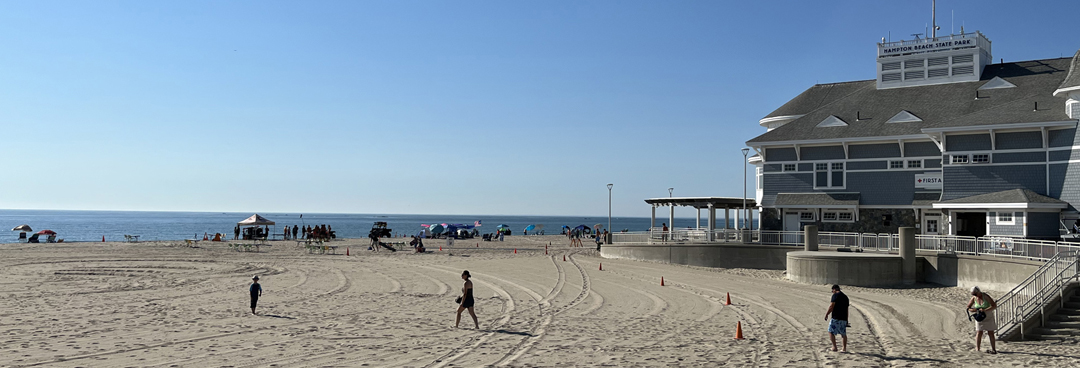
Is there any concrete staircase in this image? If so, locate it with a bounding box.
[1028,294,1080,341]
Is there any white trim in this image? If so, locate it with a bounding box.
[922,120,1077,133]
[748,134,932,148]
[933,202,1067,209]
[759,114,805,127]
[1053,86,1080,97]
[996,211,1016,225]
[943,161,1047,167]
[763,155,942,164]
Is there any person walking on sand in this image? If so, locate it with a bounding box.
[455,270,479,329]
[234,225,240,240]
[293,225,299,240]
[967,286,998,354]
[250,276,263,315]
[824,284,849,352]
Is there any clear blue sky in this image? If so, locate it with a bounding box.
[3,1,1079,217]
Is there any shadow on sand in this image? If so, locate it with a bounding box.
[262,314,297,319]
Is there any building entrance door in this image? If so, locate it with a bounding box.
[783,212,801,244]
[956,212,987,237]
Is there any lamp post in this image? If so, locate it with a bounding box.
[668,188,673,197]
[741,148,750,230]
[607,183,613,234]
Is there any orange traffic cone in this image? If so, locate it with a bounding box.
[439,246,442,251]
[476,243,479,247]
[599,263,603,271]
[346,247,350,256]
[563,255,566,261]
[725,292,732,305]
[514,248,517,254]
[661,277,665,286]
[734,321,744,340]
[102,236,105,242]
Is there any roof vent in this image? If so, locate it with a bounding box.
[978,76,1016,90]
[885,110,923,123]
[816,115,848,128]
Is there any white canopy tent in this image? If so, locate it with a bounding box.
[238,214,275,226]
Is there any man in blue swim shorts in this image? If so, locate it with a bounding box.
[824,284,849,352]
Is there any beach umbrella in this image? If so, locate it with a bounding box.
[524,224,536,233]
[497,224,509,228]
[11,224,32,232]
[36,230,56,235]
[430,224,445,235]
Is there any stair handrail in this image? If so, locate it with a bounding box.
[996,250,1080,339]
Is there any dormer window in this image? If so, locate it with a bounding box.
[816,115,848,128]
[979,76,1017,90]
[885,110,923,123]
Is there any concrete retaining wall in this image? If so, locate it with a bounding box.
[604,243,1043,291]
[919,252,1043,292]
[786,251,907,287]
[600,243,799,270]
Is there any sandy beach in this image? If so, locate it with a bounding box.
[1,235,1078,367]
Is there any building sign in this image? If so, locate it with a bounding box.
[915,174,943,189]
[878,38,975,57]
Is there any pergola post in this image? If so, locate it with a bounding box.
[668,204,675,239]
[724,208,730,229]
[696,208,701,229]
[650,205,656,229]
[707,204,715,241]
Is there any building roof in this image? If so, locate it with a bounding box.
[773,193,860,208]
[1056,50,1080,95]
[912,192,942,207]
[643,197,756,209]
[748,57,1077,145]
[933,189,1067,209]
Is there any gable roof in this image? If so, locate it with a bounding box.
[748,57,1077,145]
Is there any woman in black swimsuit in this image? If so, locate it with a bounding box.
[455,270,479,329]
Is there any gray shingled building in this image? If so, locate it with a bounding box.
[746,31,1080,240]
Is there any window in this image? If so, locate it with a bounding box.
[972,154,989,163]
[831,163,844,187]
[822,211,855,223]
[814,162,844,188]
[890,160,904,169]
[951,155,969,164]
[799,212,815,221]
[907,160,922,168]
[783,164,796,172]
[997,212,1015,225]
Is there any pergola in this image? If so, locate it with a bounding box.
[644,197,758,234]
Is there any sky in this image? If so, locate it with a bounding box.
[3,0,1080,217]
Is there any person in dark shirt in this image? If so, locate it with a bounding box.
[824,284,849,352]
[250,276,263,315]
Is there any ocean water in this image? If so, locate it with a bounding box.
[0,210,758,242]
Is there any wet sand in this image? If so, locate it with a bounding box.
[1,235,1078,367]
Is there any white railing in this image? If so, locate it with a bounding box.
[612,229,1080,263]
[996,251,1080,339]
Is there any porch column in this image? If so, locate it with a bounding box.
[696,208,701,229]
[650,205,656,229]
[724,208,730,229]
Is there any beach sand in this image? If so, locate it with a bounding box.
[1,235,1078,367]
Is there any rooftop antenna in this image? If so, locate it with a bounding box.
[912,33,923,40]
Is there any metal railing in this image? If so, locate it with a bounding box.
[996,251,1080,339]
[612,229,1080,263]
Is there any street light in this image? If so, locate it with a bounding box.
[741,148,750,230]
[607,183,613,234]
[668,188,673,197]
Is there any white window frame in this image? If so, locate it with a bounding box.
[782,164,796,172]
[822,210,855,223]
[996,211,1015,225]
[813,162,846,189]
[907,160,922,168]
[972,154,990,163]
[951,154,969,164]
[799,211,816,221]
[890,160,904,169]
